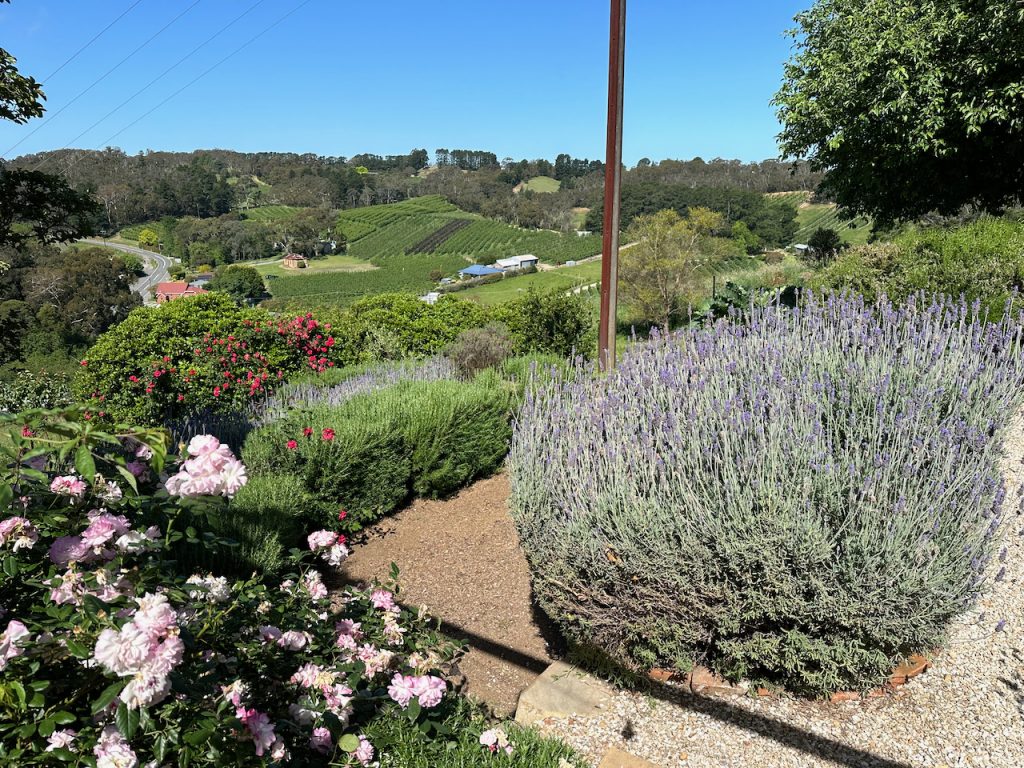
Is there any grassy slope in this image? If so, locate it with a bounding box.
[768,191,873,246]
[523,176,561,193]
[458,261,603,305]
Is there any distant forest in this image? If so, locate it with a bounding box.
[8,147,822,235]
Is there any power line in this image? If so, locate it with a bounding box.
[58,0,316,166]
[42,0,147,82]
[3,0,204,159]
[36,0,271,164]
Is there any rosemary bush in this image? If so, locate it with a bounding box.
[510,293,1024,695]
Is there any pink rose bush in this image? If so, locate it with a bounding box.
[0,409,459,767]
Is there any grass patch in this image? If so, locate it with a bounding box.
[255,253,377,276]
[239,205,300,221]
[523,176,561,193]
[458,261,602,306]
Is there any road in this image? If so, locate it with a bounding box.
[80,239,176,302]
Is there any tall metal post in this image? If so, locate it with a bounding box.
[599,0,626,371]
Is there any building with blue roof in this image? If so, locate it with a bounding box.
[458,264,503,279]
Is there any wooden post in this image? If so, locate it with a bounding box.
[598,0,626,371]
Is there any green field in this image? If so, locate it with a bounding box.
[523,176,561,193]
[457,260,603,305]
[239,205,300,221]
[792,203,873,246]
[255,253,377,277]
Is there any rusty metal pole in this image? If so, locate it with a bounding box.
[599,0,626,371]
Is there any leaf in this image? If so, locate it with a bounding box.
[74,445,96,481]
[7,681,26,709]
[2,557,18,578]
[91,680,125,714]
[65,639,91,659]
[405,698,421,721]
[115,702,139,739]
[115,465,139,493]
[51,711,76,725]
[183,726,214,746]
[38,718,55,738]
[0,484,12,512]
[338,733,360,753]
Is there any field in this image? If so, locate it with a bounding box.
[457,252,769,307]
[254,253,377,277]
[792,203,873,246]
[457,260,603,305]
[522,176,561,193]
[764,191,873,246]
[239,205,300,221]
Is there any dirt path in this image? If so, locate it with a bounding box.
[340,474,559,717]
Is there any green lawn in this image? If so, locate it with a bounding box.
[523,176,561,193]
[255,253,377,277]
[239,205,300,222]
[457,261,602,305]
[792,203,873,246]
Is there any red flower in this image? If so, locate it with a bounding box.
[21,426,33,437]
[177,394,185,402]
[303,427,313,438]
[213,386,221,397]
[80,359,88,366]
[286,440,298,450]
[129,375,139,383]
[322,428,335,441]
[338,509,347,521]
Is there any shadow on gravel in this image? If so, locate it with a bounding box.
[432,615,913,768]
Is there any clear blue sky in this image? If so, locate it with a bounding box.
[0,0,809,164]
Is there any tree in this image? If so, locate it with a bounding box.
[207,265,266,303]
[775,0,1024,223]
[807,227,843,264]
[0,168,98,247]
[138,228,160,249]
[0,0,44,125]
[619,208,730,330]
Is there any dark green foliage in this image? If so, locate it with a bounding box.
[207,264,266,302]
[586,183,798,248]
[775,0,1024,223]
[0,168,99,247]
[242,377,515,533]
[807,227,843,263]
[812,217,1024,317]
[494,289,594,358]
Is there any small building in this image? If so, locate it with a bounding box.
[439,277,455,285]
[155,281,209,304]
[458,264,503,279]
[494,254,539,271]
[420,292,441,305]
[793,244,811,254]
[283,253,308,269]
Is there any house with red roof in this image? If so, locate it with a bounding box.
[155,281,209,304]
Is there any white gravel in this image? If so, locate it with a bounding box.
[539,414,1024,768]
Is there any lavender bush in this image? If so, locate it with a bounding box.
[509,292,1024,695]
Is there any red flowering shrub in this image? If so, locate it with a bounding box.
[74,295,345,425]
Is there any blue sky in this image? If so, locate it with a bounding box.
[0,0,809,164]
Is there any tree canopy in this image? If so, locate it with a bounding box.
[775,0,1024,224]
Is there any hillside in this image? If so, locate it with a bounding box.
[770,191,873,245]
[264,196,602,307]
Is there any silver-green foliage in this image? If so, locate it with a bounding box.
[509,292,1024,695]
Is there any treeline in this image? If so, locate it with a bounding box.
[586,183,800,249]
[11,147,820,238]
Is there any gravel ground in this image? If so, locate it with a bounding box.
[340,474,559,718]
[539,414,1024,768]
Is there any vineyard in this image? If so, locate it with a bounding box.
[792,203,872,246]
[267,252,468,307]
[406,219,472,254]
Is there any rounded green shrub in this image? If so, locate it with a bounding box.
[510,293,1024,696]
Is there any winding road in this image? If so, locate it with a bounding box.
[80,239,176,303]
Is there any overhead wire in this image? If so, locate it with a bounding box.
[41,0,316,173]
[33,0,271,167]
[42,0,146,82]
[3,0,204,159]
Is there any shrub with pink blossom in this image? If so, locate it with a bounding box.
[0,407,464,766]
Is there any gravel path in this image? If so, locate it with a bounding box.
[539,414,1024,768]
[340,474,559,718]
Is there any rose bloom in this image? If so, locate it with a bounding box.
[0,516,38,551]
[49,475,87,499]
[370,589,397,612]
[307,530,338,550]
[286,439,298,450]
[0,620,31,669]
[321,428,335,441]
[309,727,333,754]
[354,736,374,767]
[387,673,417,708]
[45,728,77,752]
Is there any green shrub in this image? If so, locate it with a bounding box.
[242,377,515,533]
[493,289,594,358]
[217,473,318,574]
[74,294,343,424]
[813,216,1024,316]
[446,323,513,379]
